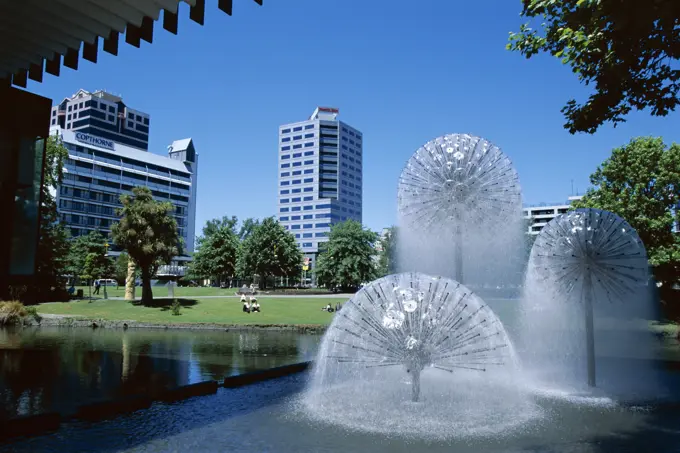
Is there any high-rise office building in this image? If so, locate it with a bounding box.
[52,127,198,264]
[51,89,150,150]
[277,107,363,271]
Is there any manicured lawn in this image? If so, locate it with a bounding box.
[72,285,331,299]
[36,297,347,326]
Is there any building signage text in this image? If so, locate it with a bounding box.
[74,132,115,150]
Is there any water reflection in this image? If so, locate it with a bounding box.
[0,327,320,420]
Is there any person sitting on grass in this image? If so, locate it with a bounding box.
[242,298,250,313]
[321,303,334,313]
[251,298,261,313]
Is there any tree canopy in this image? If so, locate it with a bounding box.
[35,135,71,301]
[190,218,239,284]
[572,137,680,300]
[67,230,112,283]
[508,0,680,134]
[111,186,180,303]
[236,217,301,289]
[315,220,378,292]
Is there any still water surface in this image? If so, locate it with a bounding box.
[0,327,320,420]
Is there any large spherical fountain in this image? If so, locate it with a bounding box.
[527,208,649,388]
[303,273,542,439]
[397,134,522,283]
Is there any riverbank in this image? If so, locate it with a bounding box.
[34,297,346,329]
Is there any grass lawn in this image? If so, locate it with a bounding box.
[36,297,347,326]
[72,285,331,299]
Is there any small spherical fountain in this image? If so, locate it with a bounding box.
[397,134,522,282]
[303,273,541,439]
[529,208,649,386]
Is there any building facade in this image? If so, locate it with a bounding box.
[523,195,583,235]
[51,89,150,151]
[52,128,198,263]
[277,107,363,270]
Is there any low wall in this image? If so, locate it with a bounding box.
[0,361,312,442]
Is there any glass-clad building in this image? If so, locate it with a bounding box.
[277,107,363,271]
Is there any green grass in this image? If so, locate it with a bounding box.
[72,285,330,299]
[36,297,347,326]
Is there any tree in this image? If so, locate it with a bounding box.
[238,218,260,241]
[376,227,398,277]
[111,187,180,304]
[67,230,112,284]
[200,216,238,243]
[34,135,71,301]
[236,217,301,289]
[190,219,239,285]
[572,137,680,303]
[315,221,379,292]
[508,0,680,134]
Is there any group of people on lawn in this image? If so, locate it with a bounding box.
[241,295,261,313]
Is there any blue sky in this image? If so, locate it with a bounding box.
[28,0,680,235]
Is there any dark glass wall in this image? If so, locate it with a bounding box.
[0,86,51,300]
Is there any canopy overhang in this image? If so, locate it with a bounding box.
[0,0,262,88]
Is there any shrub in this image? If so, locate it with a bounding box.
[25,306,42,323]
[171,299,181,316]
[0,301,28,326]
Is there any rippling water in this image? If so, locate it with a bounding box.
[0,327,320,420]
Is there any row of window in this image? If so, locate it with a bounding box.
[281,142,314,151]
[60,182,190,205]
[281,124,315,134]
[280,177,315,187]
[279,207,332,216]
[280,160,314,169]
[280,186,314,194]
[280,169,314,177]
[341,126,362,138]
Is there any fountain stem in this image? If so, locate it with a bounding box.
[583,271,596,387]
[411,369,421,402]
[454,212,463,283]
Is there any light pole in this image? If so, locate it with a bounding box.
[103,243,109,300]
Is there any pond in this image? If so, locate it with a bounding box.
[0,327,320,421]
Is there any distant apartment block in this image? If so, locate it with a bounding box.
[523,196,583,235]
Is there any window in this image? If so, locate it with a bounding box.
[293,144,302,149]
[304,133,314,138]
[108,115,114,122]
[280,199,290,203]
[292,206,301,212]
[280,181,290,186]
[293,126,303,132]
[303,233,313,238]
[304,178,314,183]
[316,204,331,209]
[342,145,348,150]
[291,216,301,221]
[315,223,329,228]
[304,151,314,156]
[305,124,314,129]
[293,153,302,158]
[128,121,134,127]
[293,162,302,167]
[342,127,348,132]
[282,137,291,142]
[281,163,290,168]
[303,205,313,210]
[292,197,301,202]
[304,169,313,174]
[316,232,327,237]
[292,170,301,176]
[304,142,313,148]
[292,225,301,230]
[280,207,289,212]
[292,179,301,184]
[281,146,290,151]
[279,216,289,221]
[303,224,313,229]
[303,214,313,219]
[302,242,312,247]
[304,160,314,165]
[281,155,290,160]
[342,136,348,141]
[304,196,313,201]
[293,135,302,140]
[282,128,291,133]
[295,234,300,238]
[281,172,290,177]
[316,213,331,218]
[303,187,313,192]
[292,188,301,193]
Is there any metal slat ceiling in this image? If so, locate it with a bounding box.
[0,0,261,88]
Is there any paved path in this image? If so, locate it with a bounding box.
[103,293,354,301]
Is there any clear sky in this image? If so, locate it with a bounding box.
[27,0,680,237]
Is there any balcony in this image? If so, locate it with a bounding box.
[156,265,187,277]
